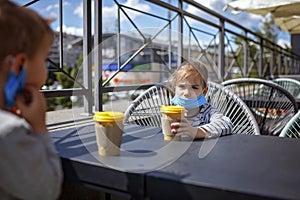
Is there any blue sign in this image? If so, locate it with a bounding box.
[103,63,133,71]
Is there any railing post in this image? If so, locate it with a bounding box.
[284,56,288,75]
[59,0,63,70]
[259,38,264,78]
[296,58,300,74]
[270,45,274,77]
[243,31,248,78]
[218,18,225,81]
[277,49,282,76]
[83,0,93,114]
[168,0,172,71]
[292,57,296,74]
[94,0,103,111]
[177,0,183,65]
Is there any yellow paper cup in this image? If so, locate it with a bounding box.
[93,112,124,156]
[160,105,185,141]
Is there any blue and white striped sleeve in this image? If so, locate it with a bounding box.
[200,106,233,138]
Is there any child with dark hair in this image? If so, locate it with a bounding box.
[0,1,62,199]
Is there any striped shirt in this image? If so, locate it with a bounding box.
[187,103,233,138]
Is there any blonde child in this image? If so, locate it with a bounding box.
[0,1,62,199]
[169,60,232,139]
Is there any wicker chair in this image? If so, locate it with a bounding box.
[124,83,173,127]
[222,78,298,136]
[272,78,300,99]
[124,82,260,135]
[279,111,300,138]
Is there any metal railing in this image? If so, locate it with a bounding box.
[24,0,300,114]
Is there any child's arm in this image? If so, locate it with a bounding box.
[200,109,233,138]
[171,118,212,139]
[0,122,62,200]
[0,85,63,199]
[171,107,233,139]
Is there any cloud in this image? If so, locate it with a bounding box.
[196,0,232,11]
[124,0,150,11]
[56,25,83,36]
[74,2,83,18]
[73,0,150,21]
[186,0,263,28]
[123,0,151,21]
[234,12,263,27]
[186,0,232,17]
[45,2,70,12]
[103,4,117,18]
[277,38,291,48]
[45,4,58,12]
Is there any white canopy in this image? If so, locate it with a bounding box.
[275,16,300,34]
[224,0,300,33]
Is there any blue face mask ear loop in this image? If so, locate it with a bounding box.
[4,62,27,110]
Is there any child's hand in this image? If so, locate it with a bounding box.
[15,85,47,133]
[171,117,198,138]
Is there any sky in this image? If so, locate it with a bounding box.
[14,0,291,48]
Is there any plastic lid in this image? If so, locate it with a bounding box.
[160,105,185,114]
[93,112,124,122]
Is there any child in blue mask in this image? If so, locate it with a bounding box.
[169,60,232,139]
[0,1,62,199]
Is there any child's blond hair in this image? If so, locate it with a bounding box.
[170,60,208,89]
[0,0,53,62]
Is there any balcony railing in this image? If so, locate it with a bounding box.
[24,0,300,115]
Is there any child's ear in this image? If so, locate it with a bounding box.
[203,86,208,95]
[11,53,26,75]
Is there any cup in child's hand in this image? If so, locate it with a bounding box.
[93,112,124,156]
[160,105,185,141]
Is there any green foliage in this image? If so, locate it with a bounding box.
[56,67,78,89]
[249,68,259,78]
[46,52,109,110]
[46,66,79,111]
[77,53,83,67]
[46,98,56,111]
[55,67,79,109]
[253,16,279,43]
[56,96,73,109]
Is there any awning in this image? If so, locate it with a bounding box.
[224,0,300,34]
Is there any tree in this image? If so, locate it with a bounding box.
[55,67,79,109]
[254,15,280,43]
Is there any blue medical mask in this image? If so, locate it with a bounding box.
[5,68,26,109]
[171,94,207,110]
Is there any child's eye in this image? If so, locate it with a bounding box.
[192,86,199,90]
[178,85,185,89]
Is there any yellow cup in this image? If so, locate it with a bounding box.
[93,112,124,156]
[160,105,185,141]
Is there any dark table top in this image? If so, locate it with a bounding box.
[51,124,161,199]
[51,124,300,200]
[146,134,300,200]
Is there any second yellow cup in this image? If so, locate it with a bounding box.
[160,105,185,140]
